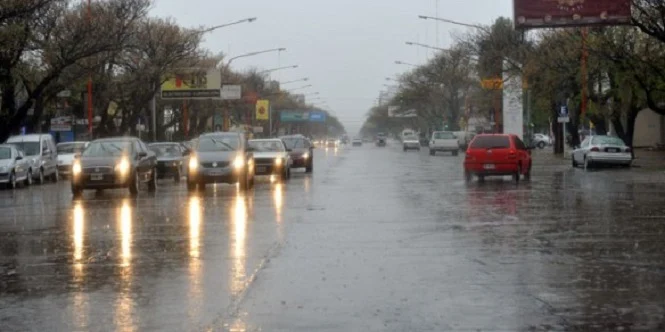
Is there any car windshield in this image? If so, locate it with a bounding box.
[57,143,87,154]
[0,147,11,160]
[434,132,456,139]
[197,137,239,152]
[82,141,132,157]
[470,136,511,149]
[592,136,626,146]
[282,138,306,149]
[249,140,285,152]
[149,144,181,157]
[9,142,39,156]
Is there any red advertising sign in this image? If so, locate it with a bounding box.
[514,0,631,29]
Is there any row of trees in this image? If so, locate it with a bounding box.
[361,1,665,150]
[0,0,344,143]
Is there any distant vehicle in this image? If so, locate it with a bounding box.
[56,141,89,177]
[187,132,255,191]
[0,144,30,189]
[281,135,313,173]
[352,138,363,146]
[452,131,476,150]
[70,137,157,197]
[401,129,416,142]
[6,133,59,184]
[429,131,459,156]
[326,139,338,148]
[572,135,632,169]
[402,134,421,151]
[376,133,387,147]
[463,134,532,183]
[249,139,292,180]
[148,142,188,182]
[532,133,552,149]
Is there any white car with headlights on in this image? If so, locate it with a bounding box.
[56,141,89,177]
[572,135,633,169]
[248,139,292,181]
[402,134,421,151]
[70,137,157,197]
[186,132,255,192]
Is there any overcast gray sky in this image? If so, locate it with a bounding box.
[150,0,512,134]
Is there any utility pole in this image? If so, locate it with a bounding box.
[87,0,93,137]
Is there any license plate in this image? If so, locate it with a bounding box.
[483,164,495,170]
[209,171,223,176]
[257,166,267,173]
[607,148,619,152]
[90,174,103,181]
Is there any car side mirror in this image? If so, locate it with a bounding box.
[286,148,292,152]
[15,155,23,161]
[137,151,148,159]
[183,150,191,156]
[42,149,50,156]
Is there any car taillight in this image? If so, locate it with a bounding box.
[508,149,517,159]
[590,147,600,152]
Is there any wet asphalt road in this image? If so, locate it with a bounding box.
[1,142,665,331]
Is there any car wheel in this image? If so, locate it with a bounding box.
[129,171,139,196]
[281,168,288,181]
[173,169,181,183]
[452,150,459,156]
[572,155,578,168]
[239,171,249,191]
[478,175,485,182]
[72,185,83,198]
[306,160,313,173]
[514,166,521,183]
[524,164,531,181]
[464,171,472,183]
[51,169,59,182]
[584,156,592,171]
[537,141,546,149]
[187,179,197,192]
[38,168,45,185]
[429,149,435,156]
[148,168,157,192]
[403,147,407,152]
[25,169,32,186]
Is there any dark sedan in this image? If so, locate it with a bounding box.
[280,135,313,173]
[148,142,187,182]
[186,132,255,191]
[70,137,157,197]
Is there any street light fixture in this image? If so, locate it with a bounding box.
[287,84,313,92]
[418,15,489,33]
[395,60,418,67]
[405,41,447,51]
[258,65,298,75]
[216,48,287,68]
[196,17,257,34]
[281,78,309,85]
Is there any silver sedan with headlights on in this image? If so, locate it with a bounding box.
[70,137,158,197]
[0,144,29,189]
[186,132,255,192]
[572,135,633,169]
[248,139,292,181]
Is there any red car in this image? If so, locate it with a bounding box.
[463,134,532,182]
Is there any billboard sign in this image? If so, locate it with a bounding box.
[280,111,308,122]
[50,116,73,132]
[221,85,242,100]
[309,112,327,123]
[161,69,221,99]
[514,0,631,29]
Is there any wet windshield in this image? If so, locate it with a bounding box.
[82,141,132,157]
[249,140,285,152]
[57,143,87,154]
[434,132,456,139]
[197,137,239,152]
[281,138,306,149]
[592,136,626,146]
[0,148,10,160]
[470,136,510,149]
[149,144,181,157]
[9,142,39,156]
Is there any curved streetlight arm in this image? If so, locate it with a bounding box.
[395,60,418,67]
[258,65,298,74]
[405,41,447,51]
[418,15,490,33]
[196,17,257,34]
[286,84,312,92]
[280,78,309,85]
[216,48,286,69]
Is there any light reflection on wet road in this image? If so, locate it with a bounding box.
[1,143,664,331]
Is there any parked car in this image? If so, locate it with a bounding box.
[70,137,157,197]
[376,133,387,147]
[6,133,59,184]
[0,144,30,189]
[248,138,292,180]
[148,142,188,182]
[463,134,532,183]
[402,134,421,151]
[429,131,459,156]
[532,133,552,149]
[280,134,313,173]
[352,138,363,146]
[56,141,89,177]
[571,135,632,169]
[187,132,255,191]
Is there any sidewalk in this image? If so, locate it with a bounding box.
[531,148,665,170]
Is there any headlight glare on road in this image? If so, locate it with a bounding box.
[72,162,82,175]
[274,158,282,166]
[303,152,309,160]
[189,157,198,171]
[234,156,244,170]
[115,158,130,176]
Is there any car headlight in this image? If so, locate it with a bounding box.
[115,158,130,176]
[303,152,309,160]
[189,156,198,171]
[72,162,82,175]
[274,158,282,166]
[233,156,244,170]
[0,166,7,173]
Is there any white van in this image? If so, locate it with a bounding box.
[6,134,59,184]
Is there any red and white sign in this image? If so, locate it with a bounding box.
[514,0,631,29]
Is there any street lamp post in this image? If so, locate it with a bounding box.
[195,17,257,34]
[405,41,447,51]
[395,60,418,67]
[280,78,309,85]
[418,15,489,33]
[258,65,298,75]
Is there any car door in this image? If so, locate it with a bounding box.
[575,138,589,162]
[133,141,150,179]
[512,136,530,171]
